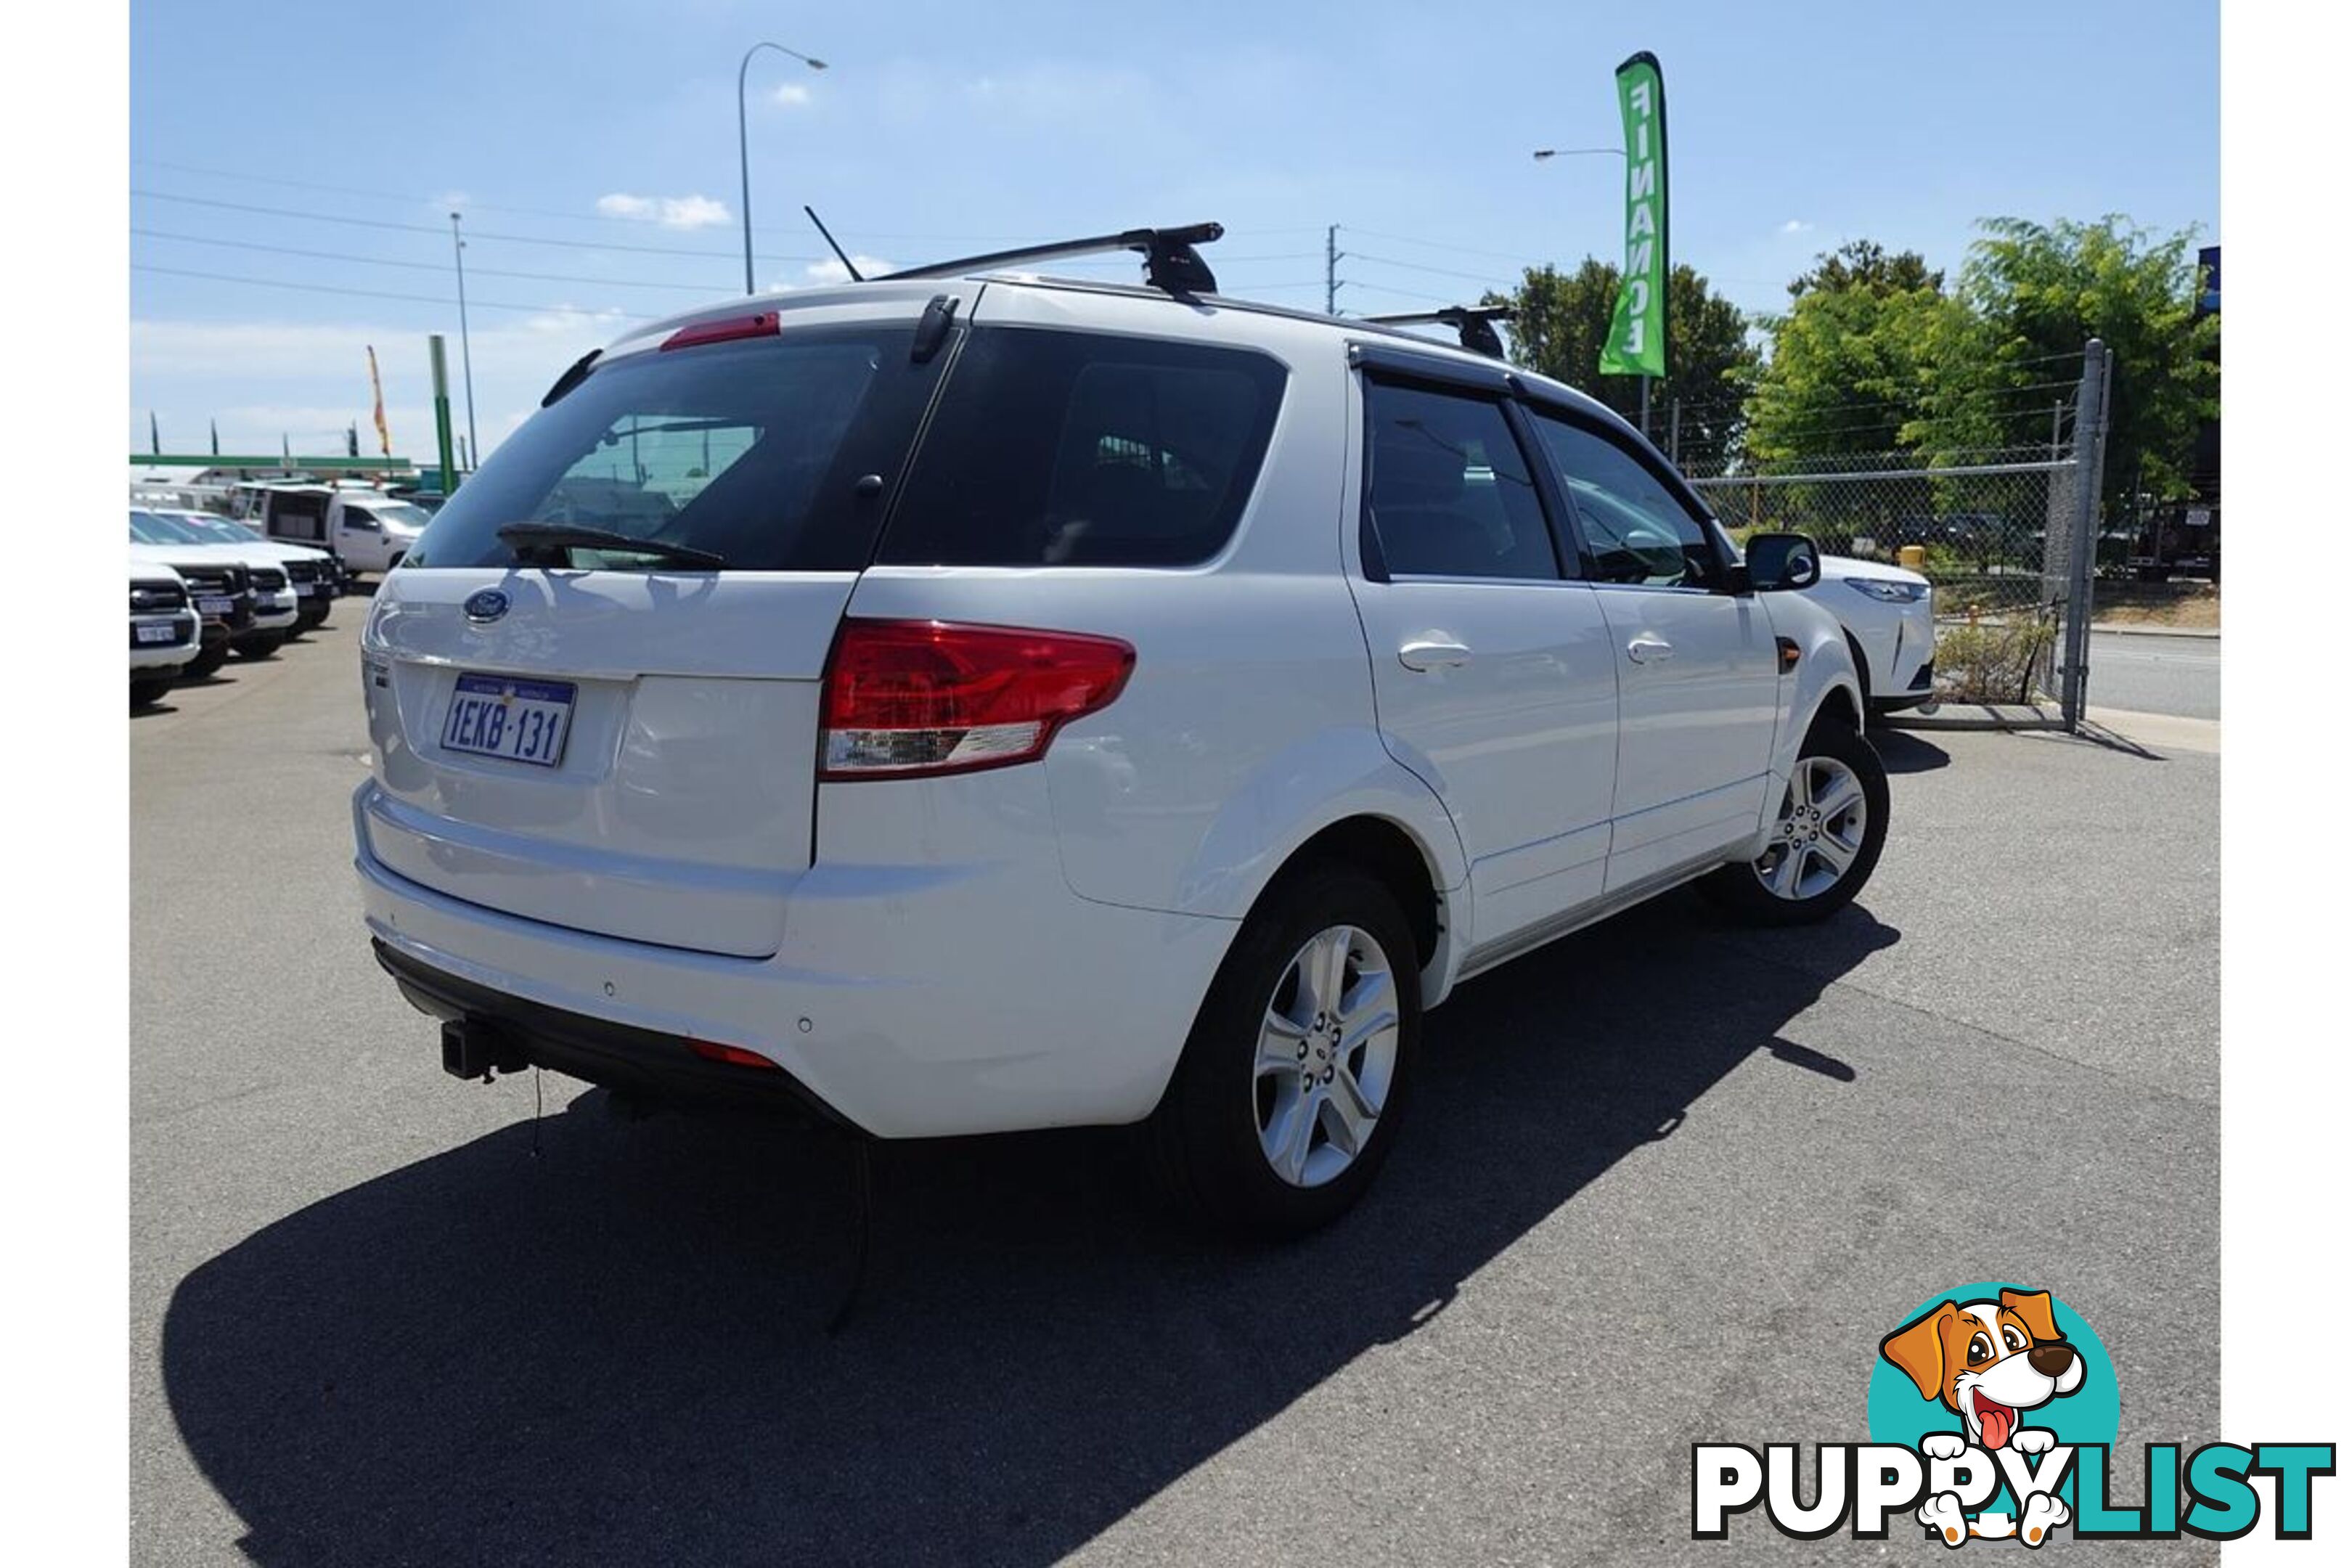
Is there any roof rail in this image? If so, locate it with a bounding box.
[1363,304,1516,359]
[875,222,1224,294]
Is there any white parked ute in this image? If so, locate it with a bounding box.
[250,483,432,577]
[128,562,202,706]
[147,507,342,634]
[355,226,1887,1236]
[128,508,301,658]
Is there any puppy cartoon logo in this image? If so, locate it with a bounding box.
[1692,1282,2335,1545]
[1881,1289,2087,1545]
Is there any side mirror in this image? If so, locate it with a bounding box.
[1745,531,1821,592]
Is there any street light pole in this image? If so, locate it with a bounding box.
[738,41,829,295]
[1531,144,1648,435]
[449,211,478,471]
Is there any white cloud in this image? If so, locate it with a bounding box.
[596,192,732,229]
[770,82,813,108]
[1779,219,1815,235]
[960,60,1155,123]
[802,255,896,286]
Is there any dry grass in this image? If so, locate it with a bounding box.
[2092,586,2221,630]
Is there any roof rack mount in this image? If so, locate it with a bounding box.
[877,223,1224,295]
[1363,304,1516,359]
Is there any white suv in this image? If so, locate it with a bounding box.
[355,232,1886,1235]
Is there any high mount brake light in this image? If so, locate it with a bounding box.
[820,619,1135,781]
[659,311,781,352]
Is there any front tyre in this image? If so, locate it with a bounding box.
[1703,719,1890,926]
[1147,865,1422,1239]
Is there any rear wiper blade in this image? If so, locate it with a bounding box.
[495,522,727,570]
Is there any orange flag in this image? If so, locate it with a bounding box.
[367,345,391,456]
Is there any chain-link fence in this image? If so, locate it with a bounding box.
[1681,341,2115,725]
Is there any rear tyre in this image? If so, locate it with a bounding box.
[1702,717,1890,926]
[1146,864,1421,1239]
[130,676,175,707]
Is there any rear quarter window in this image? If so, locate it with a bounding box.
[879,327,1288,568]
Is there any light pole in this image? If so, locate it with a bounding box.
[449,211,478,470]
[738,41,828,295]
[1530,144,1654,437]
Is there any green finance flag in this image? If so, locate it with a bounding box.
[1599,52,1668,379]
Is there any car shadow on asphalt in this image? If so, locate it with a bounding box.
[1866,729,1949,775]
[159,891,1898,1567]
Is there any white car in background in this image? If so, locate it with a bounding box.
[129,508,301,658]
[1801,555,1936,717]
[128,562,203,706]
[145,506,342,634]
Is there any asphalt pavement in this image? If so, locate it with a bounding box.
[131,617,2220,1566]
[2085,630,2219,720]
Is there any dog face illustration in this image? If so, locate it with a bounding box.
[1879,1288,2085,1450]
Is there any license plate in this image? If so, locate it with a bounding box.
[442,673,576,768]
[197,596,234,616]
[134,621,179,645]
[298,583,324,597]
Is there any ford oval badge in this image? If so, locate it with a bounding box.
[463,589,510,624]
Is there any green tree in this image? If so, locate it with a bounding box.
[1788,238,1944,298]
[1484,260,1760,466]
[1935,216,2218,517]
[1744,240,1965,465]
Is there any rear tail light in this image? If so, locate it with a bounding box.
[820,618,1135,780]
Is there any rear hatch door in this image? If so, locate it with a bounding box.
[360,287,965,957]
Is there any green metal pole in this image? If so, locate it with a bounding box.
[429,334,457,494]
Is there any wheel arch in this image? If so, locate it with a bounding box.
[1238,812,1460,1010]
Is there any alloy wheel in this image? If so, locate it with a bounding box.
[1753,754,1870,902]
[1252,924,1402,1188]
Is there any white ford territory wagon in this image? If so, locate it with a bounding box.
[355,227,1886,1236]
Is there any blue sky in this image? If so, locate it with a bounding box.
[128,0,2216,466]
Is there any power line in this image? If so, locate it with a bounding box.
[1347,250,1524,287]
[1339,226,1543,265]
[131,227,722,293]
[131,188,819,264]
[130,263,650,319]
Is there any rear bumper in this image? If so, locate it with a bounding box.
[354,776,1237,1139]
[375,940,849,1127]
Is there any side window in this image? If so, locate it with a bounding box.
[341,507,378,531]
[881,327,1287,568]
[1529,413,1721,588]
[1362,380,1559,581]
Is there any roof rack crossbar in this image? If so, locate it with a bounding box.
[876,222,1225,294]
[1363,305,1517,359]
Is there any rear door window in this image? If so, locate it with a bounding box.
[404,324,938,571]
[878,327,1287,567]
[1360,380,1561,581]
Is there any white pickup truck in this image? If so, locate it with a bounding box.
[243,484,434,578]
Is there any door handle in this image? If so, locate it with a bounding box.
[1398,638,1473,672]
[1626,636,1675,664]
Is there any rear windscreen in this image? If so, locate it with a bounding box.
[879,326,1287,568]
[404,324,936,572]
